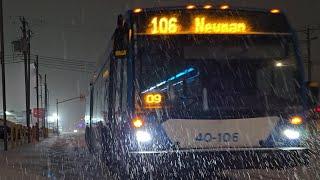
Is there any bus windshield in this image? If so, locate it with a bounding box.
[135,34,302,119]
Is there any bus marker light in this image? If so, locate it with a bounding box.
[289,116,303,125]
[186,5,196,9]
[204,5,212,9]
[132,117,144,128]
[270,9,280,14]
[220,5,229,10]
[133,8,142,13]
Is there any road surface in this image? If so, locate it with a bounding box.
[0,133,319,179]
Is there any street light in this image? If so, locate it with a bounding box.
[48,113,59,134]
[48,113,58,123]
[55,95,86,136]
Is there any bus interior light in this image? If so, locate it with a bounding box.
[132,117,144,128]
[289,116,303,125]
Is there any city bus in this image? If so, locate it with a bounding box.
[85,4,313,178]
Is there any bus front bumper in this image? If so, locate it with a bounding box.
[127,147,311,170]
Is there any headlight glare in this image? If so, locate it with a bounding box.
[283,129,300,140]
[136,130,152,142]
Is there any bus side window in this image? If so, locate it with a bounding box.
[121,58,128,115]
[109,56,124,124]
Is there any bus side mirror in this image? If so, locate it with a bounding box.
[113,14,129,59]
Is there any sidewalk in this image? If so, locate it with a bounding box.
[0,133,108,180]
[0,139,50,180]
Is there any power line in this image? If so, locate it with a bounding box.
[4,57,95,72]
[38,59,95,68]
[38,61,95,69]
[38,59,96,67]
[38,60,94,70]
[4,60,24,64]
[38,60,95,69]
[38,57,96,66]
[32,54,97,64]
[40,65,93,73]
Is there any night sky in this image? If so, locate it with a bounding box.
[1,0,319,131]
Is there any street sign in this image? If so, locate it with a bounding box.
[32,108,45,118]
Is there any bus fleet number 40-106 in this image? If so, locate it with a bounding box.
[195,132,240,143]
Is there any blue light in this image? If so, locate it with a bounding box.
[142,67,196,93]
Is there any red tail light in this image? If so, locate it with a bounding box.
[316,105,320,113]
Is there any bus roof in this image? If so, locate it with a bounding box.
[128,5,283,15]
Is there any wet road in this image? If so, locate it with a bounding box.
[1,133,319,179]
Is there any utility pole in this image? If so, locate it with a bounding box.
[35,55,39,141]
[20,17,31,143]
[0,0,8,151]
[306,26,312,81]
[47,90,49,133]
[44,74,48,138]
[28,29,31,134]
[40,74,44,137]
[302,25,319,81]
[56,99,59,135]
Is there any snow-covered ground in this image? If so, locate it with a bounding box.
[0,133,319,179]
[0,133,108,179]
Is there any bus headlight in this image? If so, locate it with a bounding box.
[136,130,152,142]
[283,129,300,140]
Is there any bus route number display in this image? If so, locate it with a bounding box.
[147,16,248,35]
